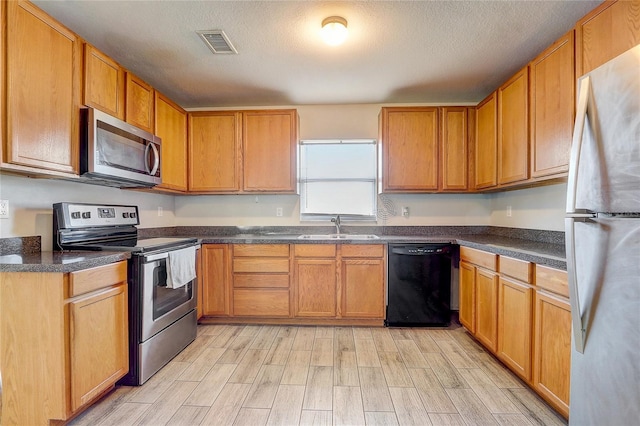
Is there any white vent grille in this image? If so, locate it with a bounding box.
[197,30,237,54]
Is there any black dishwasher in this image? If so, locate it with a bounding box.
[386,244,454,327]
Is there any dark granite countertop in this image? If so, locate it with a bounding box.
[1,226,566,272]
[0,251,131,273]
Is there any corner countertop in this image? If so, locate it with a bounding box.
[0,251,131,273]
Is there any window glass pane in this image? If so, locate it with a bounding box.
[299,140,377,219]
[301,181,376,216]
[300,143,376,180]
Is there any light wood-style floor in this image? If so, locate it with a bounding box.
[69,324,567,426]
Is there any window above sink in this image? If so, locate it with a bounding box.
[298,139,377,222]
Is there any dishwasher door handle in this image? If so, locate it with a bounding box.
[391,247,451,256]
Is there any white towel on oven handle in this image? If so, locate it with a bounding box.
[167,246,196,289]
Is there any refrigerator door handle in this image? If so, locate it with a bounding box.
[566,217,586,353]
[566,75,593,215]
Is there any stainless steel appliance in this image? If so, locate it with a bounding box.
[53,202,199,385]
[565,45,640,425]
[386,244,454,327]
[79,107,161,188]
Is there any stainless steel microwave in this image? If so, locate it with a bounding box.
[80,107,161,188]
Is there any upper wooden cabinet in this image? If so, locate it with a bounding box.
[126,73,155,133]
[2,0,81,175]
[440,107,472,191]
[576,0,640,77]
[154,91,188,191]
[242,109,298,193]
[497,67,529,185]
[83,44,125,120]
[189,109,298,194]
[380,107,439,192]
[188,111,242,192]
[475,92,498,189]
[529,31,575,179]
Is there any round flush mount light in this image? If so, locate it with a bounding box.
[321,16,348,46]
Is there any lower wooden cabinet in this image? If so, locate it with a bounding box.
[294,245,337,317]
[232,244,291,317]
[199,243,385,324]
[497,277,533,381]
[201,244,231,316]
[0,261,128,425]
[458,260,476,332]
[458,247,571,419]
[341,256,385,318]
[532,267,572,419]
[474,268,499,352]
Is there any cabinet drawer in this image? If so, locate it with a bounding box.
[294,244,337,258]
[234,274,289,288]
[535,265,568,298]
[234,244,289,257]
[460,247,497,271]
[499,256,533,283]
[70,261,127,297]
[233,258,290,273]
[341,244,384,258]
[233,289,290,317]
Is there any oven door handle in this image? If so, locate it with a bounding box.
[142,244,201,263]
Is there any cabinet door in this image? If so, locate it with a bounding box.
[440,107,469,191]
[243,110,297,192]
[294,258,337,317]
[498,67,529,185]
[155,92,188,191]
[126,73,154,133]
[83,44,125,119]
[497,277,533,381]
[5,0,81,174]
[381,107,439,192]
[69,285,128,411]
[533,291,571,418]
[474,93,497,189]
[341,258,385,318]
[475,268,498,352]
[188,111,242,192]
[529,31,575,179]
[576,0,640,77]
[458,261,476,333]
[201,244,231,316]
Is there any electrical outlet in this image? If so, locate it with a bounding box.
[157,206,163,217]
[0,199,9,219]
[402,206,409,217]
[506,205,512,217]
[276,207,283,217]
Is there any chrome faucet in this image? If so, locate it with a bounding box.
[331,215,341,234]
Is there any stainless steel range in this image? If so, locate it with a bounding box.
[53,202,200,385]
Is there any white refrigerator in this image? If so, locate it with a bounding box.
[565,44,640,425]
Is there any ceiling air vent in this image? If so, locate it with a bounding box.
[197,30,238,54]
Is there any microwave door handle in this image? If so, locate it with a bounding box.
[145,142,160,176]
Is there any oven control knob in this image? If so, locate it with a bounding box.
[71,212,81,219]
[82,212,91,219]
[130,212,137,219]
[122,212,129,218]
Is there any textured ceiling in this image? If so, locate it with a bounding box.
[32,0,602,108]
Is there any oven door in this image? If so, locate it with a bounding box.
[139,250,196,342]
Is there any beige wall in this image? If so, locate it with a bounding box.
[0,104,567,246]
[0,174,175,250]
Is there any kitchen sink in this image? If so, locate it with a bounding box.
[297,234,380,240]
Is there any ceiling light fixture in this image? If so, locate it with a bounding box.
[321,16,348,46]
